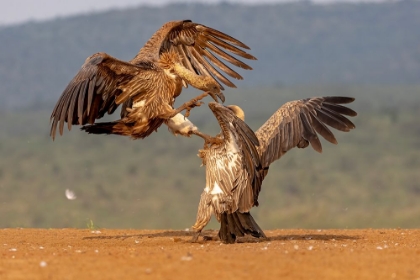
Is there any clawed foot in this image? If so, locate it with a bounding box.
[190,232,220,243]
[191,131,223,148]
[184,100,204,118]
[205,136,223,147]
[174,91,210,118]
[202,135,223,149]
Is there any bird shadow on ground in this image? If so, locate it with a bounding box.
[266,234,360,242]
[82,230,210,241]
[82,230,359,243]
[234,233,360,243]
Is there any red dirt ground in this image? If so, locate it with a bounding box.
[1,228,419,279]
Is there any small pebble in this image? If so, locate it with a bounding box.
[181,253,193,261]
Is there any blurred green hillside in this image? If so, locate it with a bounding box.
[1,1,419,108]
[1,86,419,230]
[0,2,419,230]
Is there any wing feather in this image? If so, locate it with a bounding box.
[58,86,75,136]
[66,82,81,130]
[77,79,88,124]
[199,41,243,79]
[300,112,322,153]
[322,103,358,117]
[197,25,252,49]
[189,47,235,88]
[175,44,195,74]
[255,96,357,168]
[207,103,262,213]
[202,35,256,62]
[309,111,337,144]
[314,107,352,132]
[195,45,239,85]
[50,93,67,138]
[50,53,145,139]
[136,20,255,90]
[202,41,253,70]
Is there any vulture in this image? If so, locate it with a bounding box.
[50,20,256,140]
[190,97,357,243]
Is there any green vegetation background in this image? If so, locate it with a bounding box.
[1,86,419,230]
[0,2,419,230]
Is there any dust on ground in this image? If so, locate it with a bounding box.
[1,228,419,279]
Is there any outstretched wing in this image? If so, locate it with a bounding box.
[132,20,256,93]
[255,96,357,170]
[50,52,151,139]
[208,103,263,212]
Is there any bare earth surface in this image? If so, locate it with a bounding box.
[1,228,419,279]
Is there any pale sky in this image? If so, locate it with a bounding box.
[0,0,385,26]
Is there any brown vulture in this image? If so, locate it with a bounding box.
[50,20,256,140]
[190,97,357,243]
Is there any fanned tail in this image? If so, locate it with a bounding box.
[218,211,266,244]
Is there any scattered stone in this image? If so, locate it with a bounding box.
[181,253,193,261]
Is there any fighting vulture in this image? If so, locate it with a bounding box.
[50,20,256,140]
[190,97,357,243]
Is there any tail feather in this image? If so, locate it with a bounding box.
[81,118,163,139]
[81,121,128,135]
[219,211,266,244]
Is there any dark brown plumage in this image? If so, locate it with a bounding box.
[191,97,357,243]
[50,20,256,140]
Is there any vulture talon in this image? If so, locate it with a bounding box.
[205,136,223,147]
[179,98,204,118]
